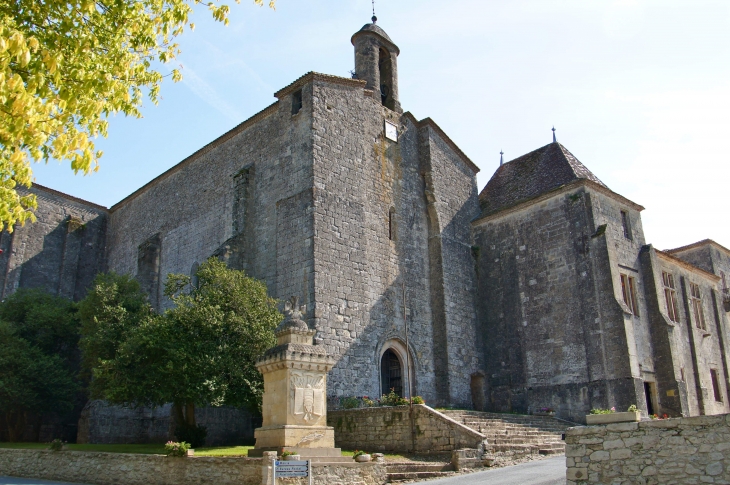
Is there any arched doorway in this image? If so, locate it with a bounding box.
[380,349,403,396]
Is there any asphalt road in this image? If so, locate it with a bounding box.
[0,478,91,485]
[410,456,567,485]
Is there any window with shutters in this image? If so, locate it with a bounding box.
[620,273,640,316]
[689,282,707,331]
[662,271,680,322]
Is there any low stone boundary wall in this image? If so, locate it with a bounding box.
[0,449,387,485]
[328,404,487,453]
[565,413,730,484]
[0,449,262,485]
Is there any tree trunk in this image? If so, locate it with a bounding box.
[6,410,27,442]
[172,402,185,427]
[184,401,196,427]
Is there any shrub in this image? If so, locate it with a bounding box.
[164,441,190,457]
[380,389,409,407]
[341,396,360,409]
[48,439,65,451]
[411,396,425,405]
[352,450,366,458]
[280,450,296,457]
[174,424,207,448]
[590,407,616,415]
[362,396,376,407]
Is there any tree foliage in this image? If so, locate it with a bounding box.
[0,0,275,231]
[78,272,153,382]
[0,290,80,442]
[81,259,280,433]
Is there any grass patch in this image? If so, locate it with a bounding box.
[0,443,253,456]
[0,443,165,454]
[195,446,254,456]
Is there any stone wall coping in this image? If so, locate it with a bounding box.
[666,238,730,260]
[402,112,480,175]
[274,71,367,100]
[0,448,264,461]
[567,414,730,438]
[21,184,109,213]
[330,404,486,440]
[656,249,721,282]
[109,100,280,212]
[471,179,644,227]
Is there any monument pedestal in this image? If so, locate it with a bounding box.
[249,297,340,461]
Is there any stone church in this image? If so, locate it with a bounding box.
[5,21,730,424]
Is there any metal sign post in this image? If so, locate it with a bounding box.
[273,460,312,484]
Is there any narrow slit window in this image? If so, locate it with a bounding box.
[711,369,723,402]
[621,210,633,240]
[292,89,303,115]
[388,207,396,241]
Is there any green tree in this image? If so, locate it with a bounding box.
[0,288,80,367]
[0,290,80,442]
[0,0,275,231]
[83,259,280,443]
[77,272,153,383]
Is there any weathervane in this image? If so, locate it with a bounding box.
[500,150,504,166]
[372,0,377,23]
[552,126,557,143]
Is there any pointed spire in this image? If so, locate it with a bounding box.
[371,0,377,23]
[552,126,557,143]
[500,150,504,166]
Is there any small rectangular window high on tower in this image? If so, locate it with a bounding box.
[621,210,633,240]
[291,89,302,115]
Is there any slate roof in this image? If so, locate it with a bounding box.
[478,142,607,218]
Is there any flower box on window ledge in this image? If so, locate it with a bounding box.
[586,411,641,425]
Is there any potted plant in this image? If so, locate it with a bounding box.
[585,405,641,425]
[353,450,371,463]
[281,450,301,461]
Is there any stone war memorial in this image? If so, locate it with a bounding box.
[2,14,730,449]
[250,296,342,461]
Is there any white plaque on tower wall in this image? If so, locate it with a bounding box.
[384,121,398,142]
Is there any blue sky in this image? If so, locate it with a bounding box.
[32,0,730,250]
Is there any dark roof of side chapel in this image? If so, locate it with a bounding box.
[478,142,607,218]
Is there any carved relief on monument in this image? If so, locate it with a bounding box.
[290,373,325,423]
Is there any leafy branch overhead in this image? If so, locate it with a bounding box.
[0,0,275,231]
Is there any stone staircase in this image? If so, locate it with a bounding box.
[386,461,456,483]
[441,410,570,457]
[384,411,571,482]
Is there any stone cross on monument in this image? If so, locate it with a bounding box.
[248,296,341,460]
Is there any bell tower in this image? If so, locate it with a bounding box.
[351,18,401,112]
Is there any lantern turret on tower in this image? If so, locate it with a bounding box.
[351,20,401,112]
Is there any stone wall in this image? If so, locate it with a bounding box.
[77,400,256,446]
[328,404,486,453]
[0,449,262,485]
[640,248,730,418]
[0,449,386,485]
[565,414,730,484]
[472,184,642,422]
[0,184,107,301]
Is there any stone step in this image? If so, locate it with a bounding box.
[387,471,456,483]
[386,463,454,473]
